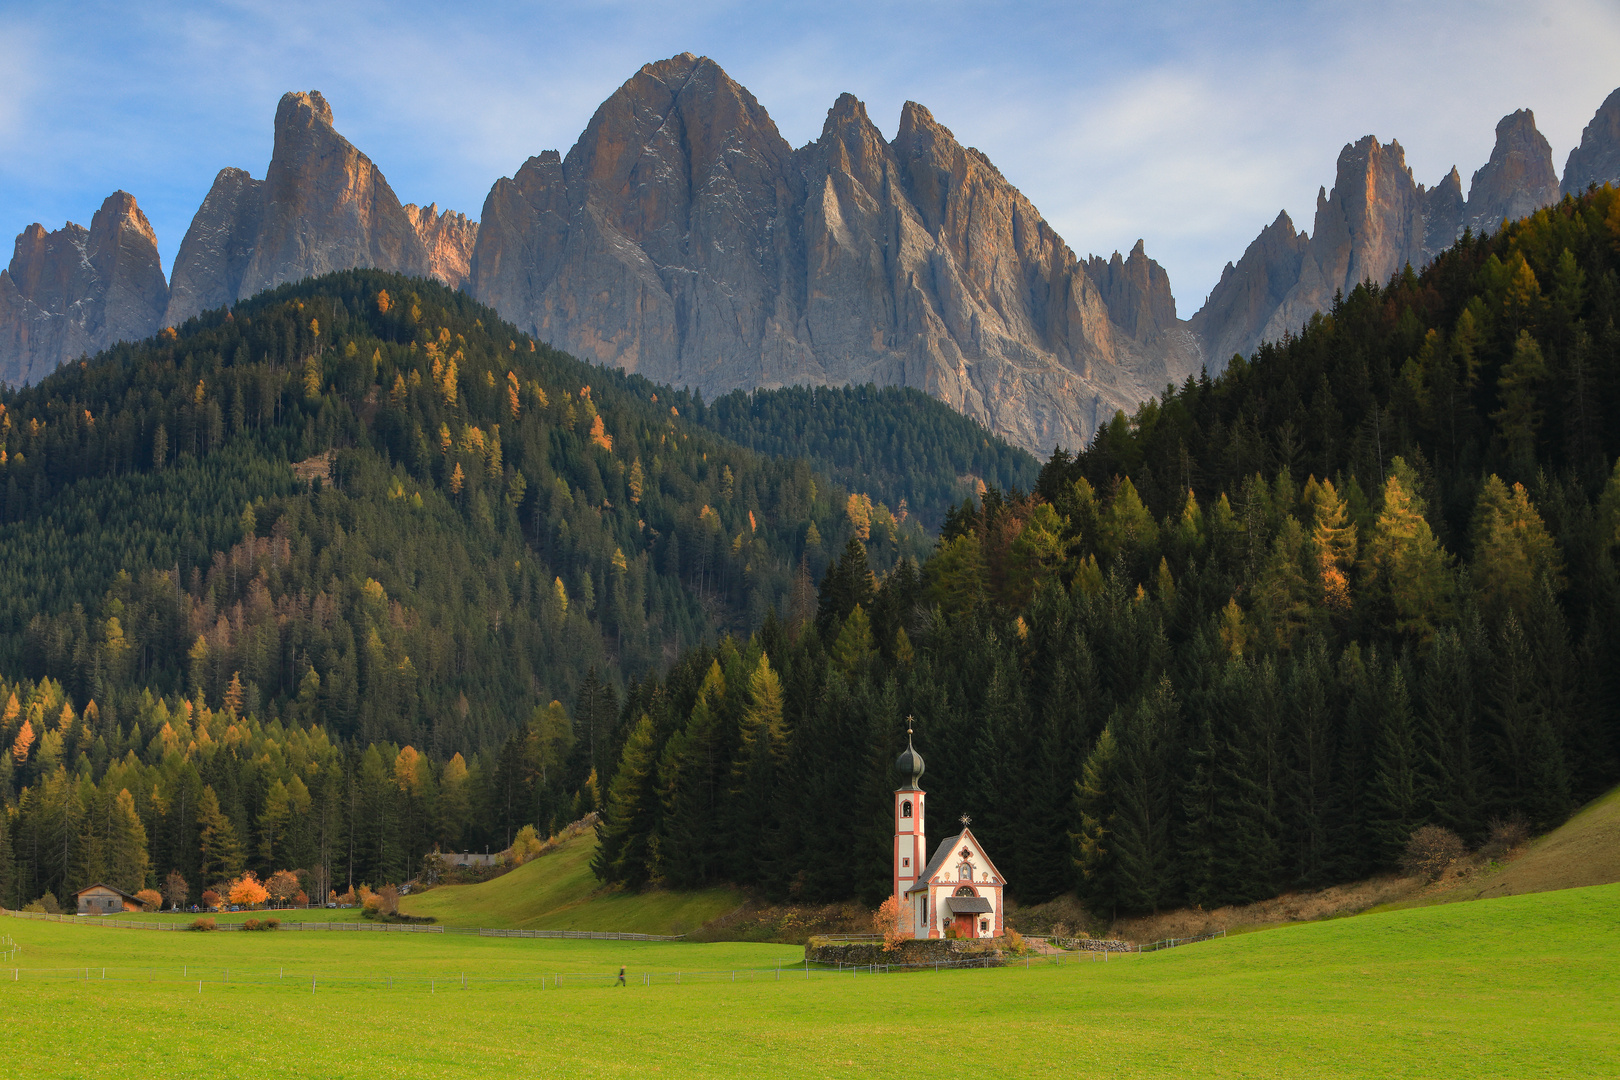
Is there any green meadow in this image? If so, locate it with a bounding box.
[399,831,741,934]
[5,882,1617,1078]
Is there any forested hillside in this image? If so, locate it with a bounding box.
[591,185,1620,914]
[0,269,952,908]
[692,385,1041,529]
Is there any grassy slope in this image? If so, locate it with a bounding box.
[4,883,1616,1077]
[399,831,741,934]
[1437,783,1620,904]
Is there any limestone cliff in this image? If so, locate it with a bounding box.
[469,55,1199,453]
[1187,211,1308,366]
[1190,104,1572,365]
[1464,109,1559,236]
[403,204,478,290]
[0,191,168,385]
[167,91,473,325]
[1563,88,1620,196]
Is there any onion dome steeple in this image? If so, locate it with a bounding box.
[894,716,925,788]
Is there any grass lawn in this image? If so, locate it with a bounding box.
[4,881,1617,1077]
[400,830,741,934]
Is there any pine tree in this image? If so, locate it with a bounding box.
[196,785,244,885]
[1071,725,1119,913]
[592,714,659,886]
[1362,469,1453,643]
[1368,663,1422,868]
[1108,678,1179,914]
[106,788,149,894]
[1418,623,1487,840]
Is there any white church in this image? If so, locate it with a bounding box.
[892,723,1006,939]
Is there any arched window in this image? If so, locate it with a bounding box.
[954,885,977,897]
[901,800,912,818]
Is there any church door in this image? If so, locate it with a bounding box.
[955,913,976,937]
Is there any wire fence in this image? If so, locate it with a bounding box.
[0,910,683,941]
[0,949,1131,994]
[1137,930,1227,953]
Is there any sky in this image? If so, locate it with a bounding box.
[1,0,1618,311]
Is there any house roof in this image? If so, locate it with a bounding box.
[945,896,994,914]
[903,827,1008,894]
[75,883,143,903]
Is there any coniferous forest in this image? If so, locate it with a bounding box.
[590,185,1620,914]
[5,186,1620,917]
[0,270,951,906]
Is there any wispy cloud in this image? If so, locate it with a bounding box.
[1,0,1617,304]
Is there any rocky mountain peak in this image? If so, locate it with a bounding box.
[1466,108,1558,235]
[276,90,334,132]
[1563,87,1620,196]
[0,191,168,385]
[167,89,474,325]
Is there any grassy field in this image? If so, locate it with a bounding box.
[400,830,742,934]
[4,881,1616,1077]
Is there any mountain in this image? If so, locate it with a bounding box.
[1563,87,1620,196]
[166,92,477,328]
[468,56,1201,456]
[0,192,169,385]
[7,71,1620,451]
[1463,109,1560,236]
[1192,106,1571,364]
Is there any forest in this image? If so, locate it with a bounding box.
[0,270,957,907]
[588,184,1620,914]
[5,184,1620,916]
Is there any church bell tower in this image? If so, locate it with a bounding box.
[893,718,926,919]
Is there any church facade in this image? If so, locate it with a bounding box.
[892,724,1006,939]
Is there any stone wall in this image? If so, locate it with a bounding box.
[806,936,1004,967]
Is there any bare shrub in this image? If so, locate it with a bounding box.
[1401,825,1468,882]
[189,917,216,932]
[1481,815,1531,860]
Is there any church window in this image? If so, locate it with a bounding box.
[954,886,976,896]
[901,800,912,818]
[902,858,910,868]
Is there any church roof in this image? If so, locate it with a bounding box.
[905,830,965,893]
[903,827,1007,894]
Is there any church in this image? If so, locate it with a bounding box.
[892,723,1006,939]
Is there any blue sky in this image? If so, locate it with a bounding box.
[1,0,1618,309]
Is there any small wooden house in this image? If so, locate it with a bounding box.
[75,884,143,915]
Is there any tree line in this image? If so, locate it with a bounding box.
[588,185,1620,914]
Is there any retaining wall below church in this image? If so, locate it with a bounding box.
[805,936,1005,967]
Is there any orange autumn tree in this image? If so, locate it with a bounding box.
[267,870,302,908]
[227,872,270,908]
[872,895,911,952]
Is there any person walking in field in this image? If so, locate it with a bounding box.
[616,964,626,986]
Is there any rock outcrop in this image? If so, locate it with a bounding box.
[1464,109,1559,236]
[403,204,478,290]
[0,191,169,385]
[1187,211,1308,366]
[1563,88,1620,196]
[1190,104,1572,365]
[469,55,1200,453]
[167,91,473,325]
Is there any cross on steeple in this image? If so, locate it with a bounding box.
[960,813,972,827]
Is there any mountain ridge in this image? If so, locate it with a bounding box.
[4,63,1620,450]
